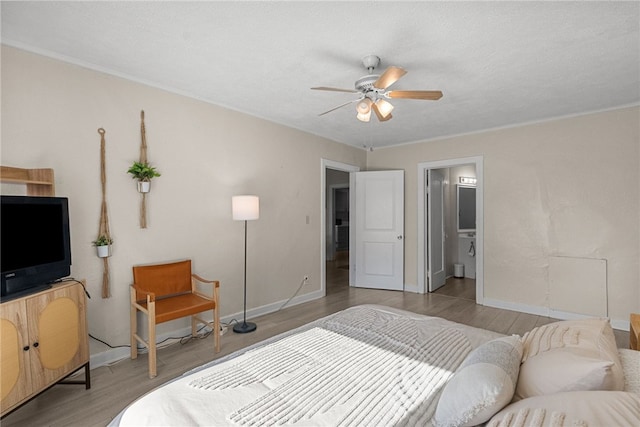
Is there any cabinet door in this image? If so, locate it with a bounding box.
[0,300,33,414]
[26,283,88,390]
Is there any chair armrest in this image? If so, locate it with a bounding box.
[131,283,156,302]
[191,275,220,303]
[192,274,220,288]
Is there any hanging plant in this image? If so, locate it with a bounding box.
[97,127,112,297]
[92,234,113,258]
[127,162,160,181]
[92,234,113,246]
[134,110,158,228]
[127,161,161,180]
[127,161,161,193]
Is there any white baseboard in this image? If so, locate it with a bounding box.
[482,297,550,317]
[482,297,629,332]
[89,288,324,370]
[90,292,630,370]
[610,318,630,332]
[404,283,419,293]
[90,347,131,370]
[237,288,324,320]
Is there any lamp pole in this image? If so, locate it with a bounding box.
[232,196,258,333]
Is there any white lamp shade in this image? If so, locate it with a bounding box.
[356,110,371,122]
[232,195,259,220]
[375,99,394,118]
[356,98,372,114]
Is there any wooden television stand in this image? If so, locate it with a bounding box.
[0,280,90,417]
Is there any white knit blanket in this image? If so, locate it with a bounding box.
[114,305,501,426]
[192,313,471,426]
[487,408,587,427]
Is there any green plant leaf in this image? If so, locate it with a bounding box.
[92,235,113,246]
[127,161,161,180]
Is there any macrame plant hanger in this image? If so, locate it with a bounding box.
[97,128,112,298]
[139,110,148,228]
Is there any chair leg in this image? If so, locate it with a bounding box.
[214,307,220,353]
[130,287,138,360]
[191,315,197,337]
[148,302,157,379]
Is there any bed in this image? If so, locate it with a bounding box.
[110,305,640,427]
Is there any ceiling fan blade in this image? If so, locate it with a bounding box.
[387,90,443,100]
[311,86,359,93]
[372,102,393,122]
[374,66,407,89]
[318,99,359,116]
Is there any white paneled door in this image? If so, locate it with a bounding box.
[353,170,404,290]
[427,169,446,291]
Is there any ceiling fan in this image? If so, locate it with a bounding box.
[312,55,443,122]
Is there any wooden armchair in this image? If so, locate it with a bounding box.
[130,260,220,378]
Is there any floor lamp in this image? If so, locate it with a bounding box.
[232,195,259,333]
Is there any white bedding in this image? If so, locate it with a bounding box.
[111,305,502,426]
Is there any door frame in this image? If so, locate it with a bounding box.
[417,156,484,304]
[321,159,360,296]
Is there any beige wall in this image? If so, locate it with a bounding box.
[368,106,640,325]
[2,45,638,360]
[1,47,366,357]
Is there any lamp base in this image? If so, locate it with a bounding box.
[233,321,257,334]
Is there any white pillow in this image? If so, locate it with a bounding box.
[488,391,640,427]
[515,318,624,400]
[434,335,523,427]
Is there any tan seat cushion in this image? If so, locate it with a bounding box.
[139,293,215,324]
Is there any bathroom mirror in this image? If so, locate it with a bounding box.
[457,185,476,232]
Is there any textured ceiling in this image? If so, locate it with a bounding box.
[2,1,639,149]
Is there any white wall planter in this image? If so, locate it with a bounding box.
[137,181,151,193]
[97,245,111,258]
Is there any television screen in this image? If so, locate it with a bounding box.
[1,196,72,299]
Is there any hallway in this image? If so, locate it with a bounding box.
[327,255,475,302]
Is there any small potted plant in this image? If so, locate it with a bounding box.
[92,235,113,258]
[127,161,161,193]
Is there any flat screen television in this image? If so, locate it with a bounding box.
[1,195,72,300]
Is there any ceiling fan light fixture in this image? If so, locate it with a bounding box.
[375,99,394,118]
[312,55,442,122]
[356,110,371,122]
[356,98,372,114]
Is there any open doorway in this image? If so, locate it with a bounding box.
[332,187,350,267]
[321,159,360,297]
[417,157,484,304]
[326,171,350,293]
[429,165,477,300]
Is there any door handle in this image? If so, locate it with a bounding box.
[397,235,403,240]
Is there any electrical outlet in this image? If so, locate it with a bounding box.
[220,325,228,336]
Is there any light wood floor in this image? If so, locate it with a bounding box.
[434,276,476,300]
[3,261,629,426]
